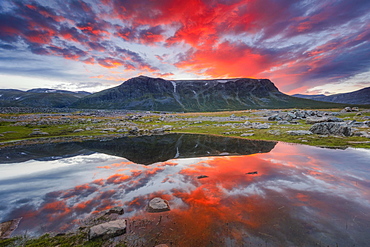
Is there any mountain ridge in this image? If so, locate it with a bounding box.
[71,76,349,112]
[292,87,370,105]
[0,88,90,108]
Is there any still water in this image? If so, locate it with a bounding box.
[1,134,370,246]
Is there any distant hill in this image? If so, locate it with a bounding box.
[72,76,345,112]
[0,88,90,108]
[292,87,370,105]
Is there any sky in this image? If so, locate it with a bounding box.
[0,0,369,95]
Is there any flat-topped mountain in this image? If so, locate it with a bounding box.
[293,87,370,105]
[0,89,90,108]
[72,76,343,112]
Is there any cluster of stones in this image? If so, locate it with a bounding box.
[87,197,170,242]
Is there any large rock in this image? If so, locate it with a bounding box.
[309,122,352,136]
[252,122,270,129]
[147,197,170,213]
[88,219,127,240]
[29,130,49,136]
[306,116,343,124]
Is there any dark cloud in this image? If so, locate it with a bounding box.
[0,0,369,92]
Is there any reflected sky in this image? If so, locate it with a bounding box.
[1,142,370,246]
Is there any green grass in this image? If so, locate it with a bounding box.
[1,109,369,148]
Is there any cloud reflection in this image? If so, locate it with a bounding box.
[1,143,370,245]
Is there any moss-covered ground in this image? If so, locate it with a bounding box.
[0,109,369,149]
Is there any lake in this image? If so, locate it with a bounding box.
[1,134,370,246]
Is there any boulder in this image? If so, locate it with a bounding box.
[88,219,127,240]
[277,121,290,125]
[306,117,329,124]
[342,107,352,112]
[241,133,254,137]
[29,131,49,136]
[147,197,170,213]
[286,130,313,136]
[267,114,282,121]
[309,122,352,136]
[252,123,270,129]
[104,206,124,215]
[103,128,116,132]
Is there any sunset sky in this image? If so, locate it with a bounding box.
[0,0,369,94]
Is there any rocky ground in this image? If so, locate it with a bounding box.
[0,107,369,149]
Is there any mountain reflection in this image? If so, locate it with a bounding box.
[0,134,276,165]
[1,141,370,246]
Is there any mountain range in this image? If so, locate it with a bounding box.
[0,76,368,111]
[0,89,90,108]
[292,87,370,105]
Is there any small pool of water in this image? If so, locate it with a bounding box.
[1,134,369,246]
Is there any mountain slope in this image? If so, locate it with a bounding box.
[72,76,345,112]
[0,89,90,108]
[292,87,370,105]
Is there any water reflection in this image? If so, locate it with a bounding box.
[0,134,276,165]
[1,138,370,246]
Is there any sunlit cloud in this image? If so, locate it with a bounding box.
[0,0,369,93]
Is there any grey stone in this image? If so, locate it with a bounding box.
[117,128,128,132]
[241,133,254,137]
[252,123,270,129]
[277,121,290,125]
[342,107,352,112]
[147,197,170,213]
[162,125,173,130]
[309,122,352,136]
[306,117,329,124]
[103,128,116,132]
[29,131,49,136]
[88,219,126,240]
[73,129,84,132]
[286,130,313,136]
[104,206,124,215]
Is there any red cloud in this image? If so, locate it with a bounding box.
[176,41,271,78]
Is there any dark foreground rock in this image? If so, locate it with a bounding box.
[104,206,124,215]
[0,218,22,239]
[88,219,127,240]
[309,122,352,136]
[147,197,170,213]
